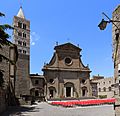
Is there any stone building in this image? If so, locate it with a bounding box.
[42,42,92,99]
[90,75,104,98]
[13,7,30,97]
[92,76,115,98]
[30,74,45,100]
[0,44,18,113]
[90,81,98,97]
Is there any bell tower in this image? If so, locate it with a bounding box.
[13,7,30,97]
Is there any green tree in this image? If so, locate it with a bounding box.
[0,12,14,61]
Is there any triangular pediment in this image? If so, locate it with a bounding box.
[54,42,81,52]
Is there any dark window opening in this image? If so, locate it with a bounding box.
[99,88,101,92]
[49,79,54,84]
[18,22,22,28]
[109,87,111,91]
[35,90,39,96]
[23,24,26,29]
[23,50,26,54]
[82,79,86,84]
[35,80,39,85]
[23,33,26,38]
[18,41,22,45]
[18,32,22,36]
[23,42,26,46]
[65,57,72,65]
[82,89,86,97]
[103,87,106,92]
[0,57,2,62]
[50,90,53,98]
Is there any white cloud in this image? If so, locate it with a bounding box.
[31,42,35,46]
[30,32,40,46]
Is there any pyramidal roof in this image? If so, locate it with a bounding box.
[17,6,25,19]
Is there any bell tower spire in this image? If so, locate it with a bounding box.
[17,6,25,19]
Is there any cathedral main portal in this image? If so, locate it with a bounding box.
[66,87,71,97]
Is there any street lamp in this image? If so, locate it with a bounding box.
[98,12,120,30]
[98,19,109,30]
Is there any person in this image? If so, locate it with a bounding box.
[50,94,52,99]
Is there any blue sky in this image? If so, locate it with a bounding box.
[1,1,120,77]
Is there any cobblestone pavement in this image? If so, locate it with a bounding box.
[1,102,115,116]
[115,106,120,116]
[115,98,120,116]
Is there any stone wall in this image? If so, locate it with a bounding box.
[0,46,9,113]
[15,54,30,97]
[112,5,120,79]
[0,88,6,114]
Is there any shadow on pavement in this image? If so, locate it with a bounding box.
[1,105,36,116]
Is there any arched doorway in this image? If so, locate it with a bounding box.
[35,90,39,96]
[64,82,74,97]
[82,86,87,97]
[49,86,56,98]
[30,87,44,97]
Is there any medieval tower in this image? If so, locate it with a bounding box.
[112,5,120,81]
[13,7,30,97]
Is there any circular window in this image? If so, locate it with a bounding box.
[49,79,54,84]
[65,57,72,65]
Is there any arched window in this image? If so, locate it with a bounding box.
[108,87,111,91]
[103,87,106,92]
[99,88,101,92]
[23,50,26,54]
[23,42,26,46]
[18,41,22,45]
[18,22,22,28]
[18,32,22,36]
[23,23,26,29]
[23,33,26,38]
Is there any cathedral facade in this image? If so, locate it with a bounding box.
[42,43,92,99]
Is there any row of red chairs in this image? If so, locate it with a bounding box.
[51,98,116,107]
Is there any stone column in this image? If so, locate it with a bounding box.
[64,87,66,97]
[71,87,73,97]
